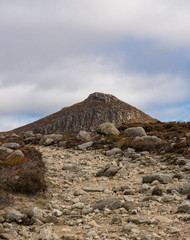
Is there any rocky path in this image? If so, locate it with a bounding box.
[0,146,190,239]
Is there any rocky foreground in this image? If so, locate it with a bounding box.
[0,144,190,240]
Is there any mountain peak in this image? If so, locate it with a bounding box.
[87,92,119,103]
[10,92,157,134]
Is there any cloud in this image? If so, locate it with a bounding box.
[0,56,188,114]
[1,0,190,48]
[0,0,190,131]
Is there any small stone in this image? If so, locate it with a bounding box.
[122,224,136,233]
[162,194,174,203]
[140,184,150,193]
[152,185,164,196]
[86,230,97,238]
[177,202,190,213]
[122,201,136,211]
[3,223,12,229]
[53,209,62,217]
[151,180,160,186]
[111,215,122,224]
[72,202,84,209]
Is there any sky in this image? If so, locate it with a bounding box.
[0,0,190,131]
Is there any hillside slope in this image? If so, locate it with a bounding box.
[11,92,157,134]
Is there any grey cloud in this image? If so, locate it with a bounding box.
[0,0,190,131]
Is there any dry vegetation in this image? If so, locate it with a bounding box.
[0,147,46,197]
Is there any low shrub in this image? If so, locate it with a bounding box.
[130,139,160,152]
[0,147,46,194]
[117,138,132,150]
[105,135,120,143]
[1,156,25,167]
[0,187,13,209]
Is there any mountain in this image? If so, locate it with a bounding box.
[11,92,157,134]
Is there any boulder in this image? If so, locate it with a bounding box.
[2,142,20,150]
[124,127,146,138]
[93,198,122,210]
[6,150,24,159]
[40,134,63,145]
[96,166,120,177]
[23,131,34,138]
[5,210,26,224]
[97,122,120,136]
[106,148,123,156]
[28,207,47,224]
[34,224,60,240]
[152,185,164,196]
[0,146,13,154]
[77,130,91,141]
[10,133,19,138]
[43,138,54,146]
[142,174,172,184]
[178,182,190,195]
[177,203,190,214]
[78,141,93,150]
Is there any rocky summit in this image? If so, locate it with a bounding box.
[10,92,157,135]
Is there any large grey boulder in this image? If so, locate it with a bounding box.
[142,174,172,184]
[7,150,24,159]
[177,202,190,213]
[124,127,147,138]
[2,142,20,150]
[0,146,13,154]
[97,122,120,136]
[28,207,47,224]
[77,130,91,141]
[96,166,120,177]
[78,141,93,150]
[178,182,190,195]
[106,148,123,156]
[34,224,60,240]
[40,134,63,145]
[93,198,122,210]
[43,138,54,146]
[5,210,26,224]
[23,131,34,138]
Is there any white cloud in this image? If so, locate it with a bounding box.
[0,0,190,131]
[0,56,188,115]
[1,0,190,48]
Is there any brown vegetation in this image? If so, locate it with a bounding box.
[0,147,46,195]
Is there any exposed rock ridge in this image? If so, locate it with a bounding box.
[10,92,157,134]
[86,92,119,103]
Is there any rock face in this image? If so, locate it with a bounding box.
[10,92,157,134]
